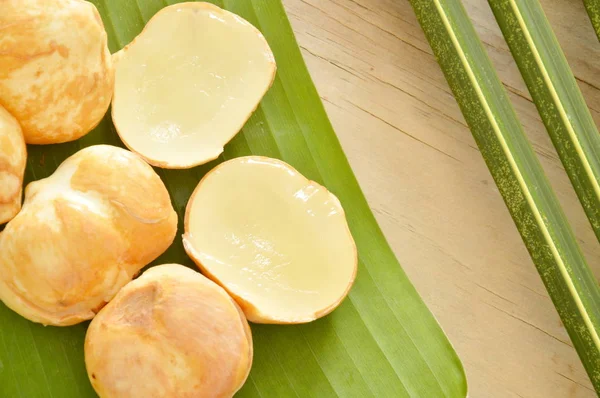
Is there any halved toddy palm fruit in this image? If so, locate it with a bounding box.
[0,106,26,224]
[0,0,114,144]
[85,264,252,398]
[0,145,177,326]
[183,156,357,324]
[112,2,276,169]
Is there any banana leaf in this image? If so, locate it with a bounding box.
[0,1,467,397]
[584,0,600,42]
[410,0,600,393]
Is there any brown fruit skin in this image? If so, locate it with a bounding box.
[0,106,26,224]
[85,264,253,398]
[0,0,114,144]
[0,145,177,326]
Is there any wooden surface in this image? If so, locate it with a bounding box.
[283,0,600,397]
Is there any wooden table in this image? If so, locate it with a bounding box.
[283,0,600,397]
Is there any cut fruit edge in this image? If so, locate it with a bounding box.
[182,156,358,324]
[110,2,277,169]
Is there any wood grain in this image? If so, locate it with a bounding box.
[282,0,600,396]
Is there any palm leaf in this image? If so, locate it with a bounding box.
[584,0,600,42]
[0,1,467,397]
[409,0,600,392]
[488,0,600,243]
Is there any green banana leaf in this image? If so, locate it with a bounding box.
[410,0,600,393]
[0,1,467,397]
[584,0,600,42]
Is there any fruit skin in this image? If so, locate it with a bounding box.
[0,0,114,144]
[0,145,177,326]
[85,264,253,398]
[0,106,26,224]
